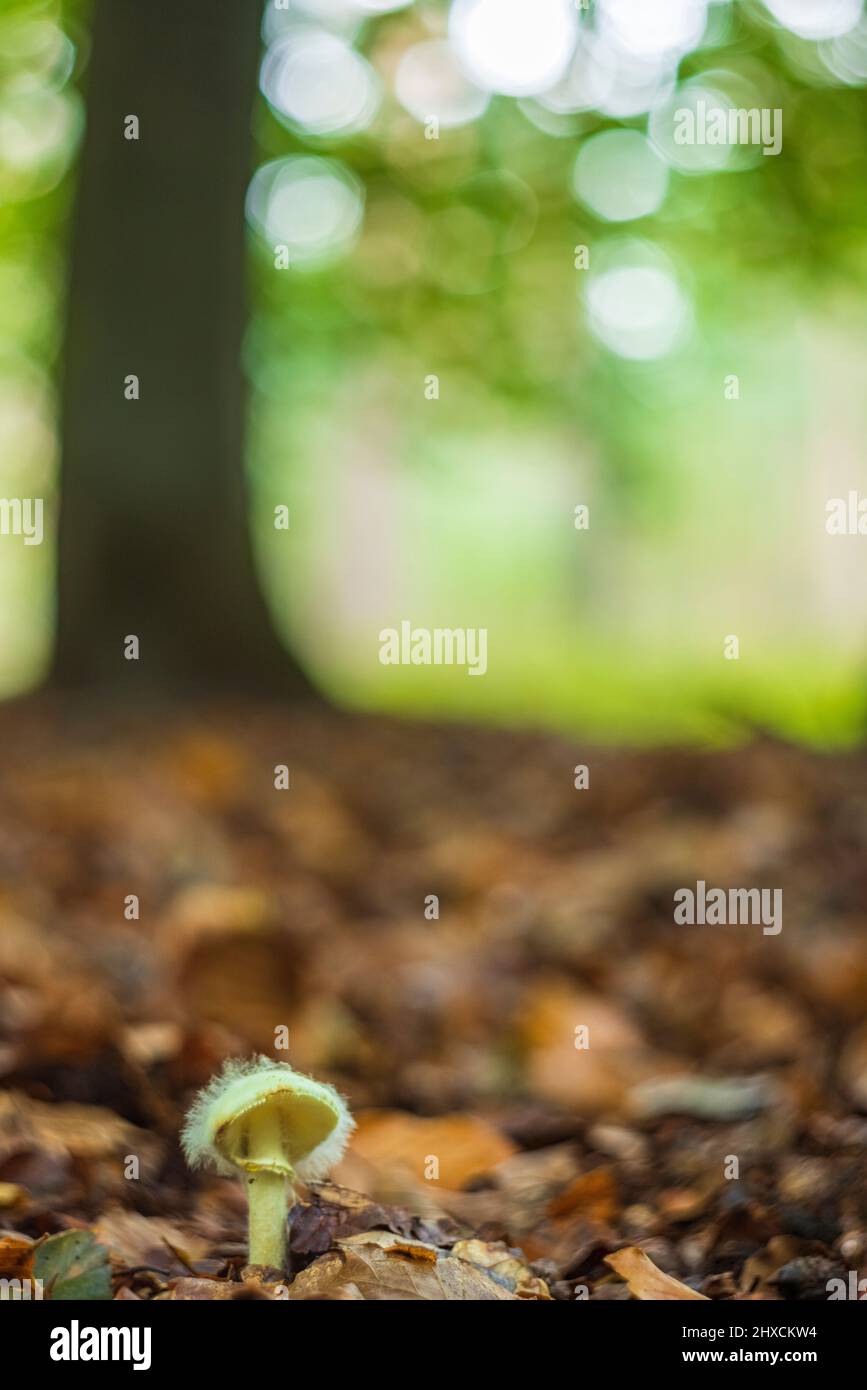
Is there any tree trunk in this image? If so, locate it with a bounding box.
[54,0,313,697]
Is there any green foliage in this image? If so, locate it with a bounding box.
[246,3,867,743]
[4,0,867,742]
[0,0,88,693]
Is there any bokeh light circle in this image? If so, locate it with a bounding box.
[395,40,489,127]
[449,0,578,97]
[585,242,692,359]
[573,129,669,221]
[763,0,863,41]
[247,156,365,269]
[261,28,380,137]
[598,0,709,60]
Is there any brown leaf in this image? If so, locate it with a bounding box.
[167,1274,290,1301]
[341,1230,439,1262]
[289,1182,400,1257]
[518,983,651,1114]
[167,1277,239,1300]
[93,1208,210,1271]
[0,1091,151,1163]
[0,1233,35,1282]
[287,1232,519,1300]
[547,1166,618,1225]
[343,1111,516,1191]
[605,1246,708,1300]
[451,1238,551,1298]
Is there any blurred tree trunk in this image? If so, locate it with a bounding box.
[54,0,313,696]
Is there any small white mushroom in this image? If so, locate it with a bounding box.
[181,1055,354,1270]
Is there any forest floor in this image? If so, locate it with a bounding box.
[1,698,866,1301]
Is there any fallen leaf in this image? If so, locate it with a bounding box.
[340,1229,439,1262]
[547,1166,618,1225]
[0,1090,150,1163]
[288,1232,519,1300]
[344,1111,516,1190]
[518,983,649,1113]
[34,1230,112,1301]
[288,1181,403,1258]
[167,1277,239,1300]
[93,1208,210,1271]
[604,1246,708,1300]
[452,1238,551,1298]
[0,1233,35,1283]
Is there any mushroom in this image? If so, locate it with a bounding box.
[181,1055,354,1270]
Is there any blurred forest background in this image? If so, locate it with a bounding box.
[2,0,867,739]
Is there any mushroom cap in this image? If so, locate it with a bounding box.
[181,1055,354,1181]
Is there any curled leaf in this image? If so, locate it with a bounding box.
[604,1246,708,1301]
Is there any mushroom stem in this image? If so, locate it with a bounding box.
[244,1104,292,1269]
[248,1169,291,1269]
